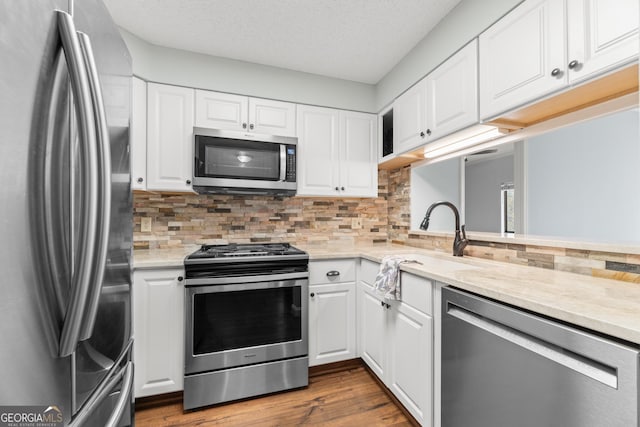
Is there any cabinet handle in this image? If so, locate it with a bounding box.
[326,270,340,277]
[420,131,425,138]
[310,292,315,298]
[242,123,247,129]
[137,177,143,183]
[568,60,580,70]
[186,179,191,185]
[551,68,562,77]
[177,276,183,282]
[249,123,254,130]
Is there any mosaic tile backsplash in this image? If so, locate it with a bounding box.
[134,166,640,283]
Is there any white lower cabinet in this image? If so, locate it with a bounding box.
[308,259,357,366]
[357,259,434,426]
[133,268,185,398]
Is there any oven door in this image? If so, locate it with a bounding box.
[184,274,308,375]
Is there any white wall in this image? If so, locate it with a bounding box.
[465,154,514,233]
[526,109,640,243]
[374,0,523,111]
[120,29,376,113]
[410,158,461,232]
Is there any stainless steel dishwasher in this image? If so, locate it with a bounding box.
[441,287,639,427]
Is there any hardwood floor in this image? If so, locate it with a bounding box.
[135,364,414,426]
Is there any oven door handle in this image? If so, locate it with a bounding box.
[185,272,309,287]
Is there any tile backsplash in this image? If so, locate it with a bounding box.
[134,166,640,283]
[133,170,390,249]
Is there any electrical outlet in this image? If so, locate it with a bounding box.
[351,218,363,229]
[141,217,152,233]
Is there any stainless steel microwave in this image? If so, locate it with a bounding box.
[192,128,297,196]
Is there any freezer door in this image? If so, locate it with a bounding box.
[0,1,74,423]
[441,287,640,427]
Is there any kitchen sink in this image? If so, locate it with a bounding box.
[398,253,479,272]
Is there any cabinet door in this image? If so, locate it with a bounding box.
[248,98,296,137]
[426,40,478,141]
[393,79,428,154]
[339,111,378,198]
[308,283,356,366]
[479,0,566,120]
[133,269,185,398]
[146,83,194,192]
[567,0,639,84]
[296,105,340,196]
[388,301,433,425]
[131,77,147,191]
[194,90,249,131]
[357,283,387,379]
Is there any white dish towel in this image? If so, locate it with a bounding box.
[373,255,415,301]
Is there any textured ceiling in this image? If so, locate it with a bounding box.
[103,0,461,84]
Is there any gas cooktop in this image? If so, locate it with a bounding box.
[185,243,308,263]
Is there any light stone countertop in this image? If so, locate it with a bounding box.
[133,242,640,344]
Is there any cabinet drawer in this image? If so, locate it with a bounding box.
[359,259,380,286]
[399,272,433,316]
[309,259,356,284]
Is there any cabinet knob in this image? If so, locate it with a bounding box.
[426,129,431,136]
[335,186,340,191]
[177,276,184,282]
[568,60,580,70]
[551,68,562,77]
[310,292,315,298]
[420,131,425,138]
[341,186,345,191]
[242,123,247,129]
[186,179,191,185]
[137,177,143,183]
[249,124,254,130]
[380,300,385,307]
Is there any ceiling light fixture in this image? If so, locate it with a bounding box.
[423,125,508,159]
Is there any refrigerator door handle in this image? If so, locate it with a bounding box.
[76,31,112,342]
[69,339,133,427]
[56,10,100,358]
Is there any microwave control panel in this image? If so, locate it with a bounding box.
[285,146,296,182]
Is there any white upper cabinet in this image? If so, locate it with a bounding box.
[195,90,296,137]
[393,79,428,154]
[194,90,248,131]
[393,40,479,155]
[479,0,566,120]
[339,111,378,198]
[425,40,479,141]
[249,97,296,136]
[297,105,377,198]
[131,77,147,191]
[566,0,639,84]
[480,0,639,120]
[146,83,195,192]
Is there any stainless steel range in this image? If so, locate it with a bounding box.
[183,243,309,410]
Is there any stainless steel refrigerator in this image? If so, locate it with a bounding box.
[0,0,133,425]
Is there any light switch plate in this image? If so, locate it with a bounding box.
[141,217,152,233]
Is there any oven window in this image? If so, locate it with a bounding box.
[196,136,280,181]
[192,286,302,354]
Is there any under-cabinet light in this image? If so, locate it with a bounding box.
[423,126,507,159]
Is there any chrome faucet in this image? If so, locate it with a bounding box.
[420,201,468,257]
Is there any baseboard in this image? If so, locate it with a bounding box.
[135,391,183,411]
[308,358,363,377]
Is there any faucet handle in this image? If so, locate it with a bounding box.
[460,224,467,240]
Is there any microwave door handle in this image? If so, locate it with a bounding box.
[56,10,100,358]
[279,145,286,181]
[76,31,112,342]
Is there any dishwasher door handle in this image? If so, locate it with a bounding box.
[447,304,618,388]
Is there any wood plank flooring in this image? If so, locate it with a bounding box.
[135,365,414,426]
